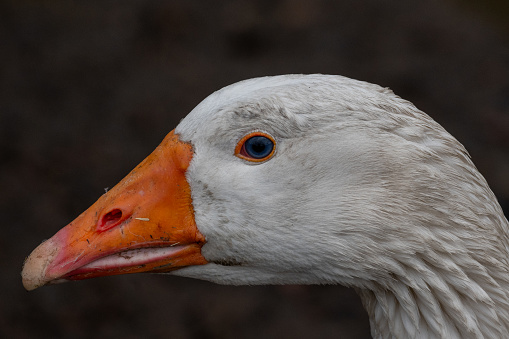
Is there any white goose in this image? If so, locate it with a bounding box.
[22,74,509,338]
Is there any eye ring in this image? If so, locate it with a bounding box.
[235,132,276,162]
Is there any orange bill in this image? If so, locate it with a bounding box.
[22,130,207,291]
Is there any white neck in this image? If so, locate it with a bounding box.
[357,252,509,338]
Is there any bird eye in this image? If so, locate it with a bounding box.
[235,132,276,162]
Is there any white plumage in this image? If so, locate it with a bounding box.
[173,75,509,338]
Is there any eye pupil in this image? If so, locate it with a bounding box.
[244,136,274,159]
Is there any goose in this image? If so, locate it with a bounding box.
[22,74,509,338]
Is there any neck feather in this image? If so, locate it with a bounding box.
[356,253,509,338]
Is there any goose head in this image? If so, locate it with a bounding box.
[22,75,509,338]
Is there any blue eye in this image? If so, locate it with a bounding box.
[235,132,276,162]
[244,136,273,158]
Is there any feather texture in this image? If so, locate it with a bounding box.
[169,75,509,338]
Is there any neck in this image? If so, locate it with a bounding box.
[356,254,509,339]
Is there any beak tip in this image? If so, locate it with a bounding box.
[21,238,60,291]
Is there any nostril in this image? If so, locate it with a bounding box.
[97,208,124,231]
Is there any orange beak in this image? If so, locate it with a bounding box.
[22,130,207,291]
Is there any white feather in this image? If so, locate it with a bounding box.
[170,74,509,338]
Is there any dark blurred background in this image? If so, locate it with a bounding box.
[1,1,508,338]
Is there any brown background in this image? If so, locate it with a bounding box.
[1,1,509,338]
